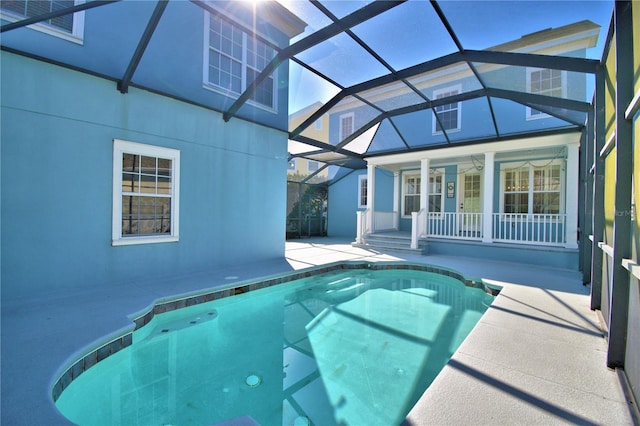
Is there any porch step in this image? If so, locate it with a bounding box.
[353,232,427,255]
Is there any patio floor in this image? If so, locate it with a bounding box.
[1,237,636,425]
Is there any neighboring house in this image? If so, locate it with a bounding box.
[0,1,305,299]
[286,102,330,238]
[288,101,330,183]
[327,21,600,269]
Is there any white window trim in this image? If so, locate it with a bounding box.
[339,112,355,141]
[432,84,462,134]
[202,12,278,114]
[400,171,422,219]
[112,139,180,246]
[499,159,565,216]
[358,175,368,208]
[0,0,85,44]
[525,68,567,120]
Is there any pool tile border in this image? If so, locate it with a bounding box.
[51,261,499,403]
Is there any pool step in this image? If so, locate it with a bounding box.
[353,232,427,255]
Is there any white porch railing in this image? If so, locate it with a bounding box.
[374,210,398,231]
[492,213,566,245]
[367,210,568,247]
[410,209,426,249]
[356,209,398,244]
[426,212,484,240]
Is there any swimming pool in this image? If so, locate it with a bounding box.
[54,263,497,425]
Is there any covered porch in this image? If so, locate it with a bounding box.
[356,133,580,255]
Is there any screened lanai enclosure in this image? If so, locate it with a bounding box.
[286,180,327,238]
[2,0,639,422]
[281,1,610,255]
[282,1,607,172]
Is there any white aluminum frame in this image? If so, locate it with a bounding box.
[112,139,180,246]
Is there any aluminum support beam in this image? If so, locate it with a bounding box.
[565,144,580,249]
[461,50,600,74]
[607,0,633,369]
[581,111,595,280]
[223,0,405,122]
[590,71,606,310]
[118,0,168,94]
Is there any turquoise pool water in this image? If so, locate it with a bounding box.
[55,268,494,425]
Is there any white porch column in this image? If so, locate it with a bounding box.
[420,159,429,211]
[367,164,376,233]
[565,143,579,249]
[482,152,495,243]
[393,172,400,229]
[420,159,430,238]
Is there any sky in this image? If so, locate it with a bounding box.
[281,0,614,113]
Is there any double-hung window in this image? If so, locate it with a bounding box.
[112,140,180,245]
[205,13,277,110]
[402,173,420,217]
[339,113,355,141]
[502,162,562,215]
[402,169,444,217]
[358,175,368,208]
[307,160,320,173]
[532,165,562,214]
[432,85,461,134]
[526,68,566,119]
[1,0,85,43]
[429,170,444,213]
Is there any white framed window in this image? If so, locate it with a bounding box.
[307,160,320,173]
[339,113,354,141]
[203,13,277,110]
[402,169,444,217]
[112,140,180,246]
[358,175,368,208]
[402,172,420,217]
[288,158,296,171]
[314,118,323,130]
[432,85,461,134]
[526,68,567,119]
[429,169,444,213]
[500,161,563,215]
[0,0,85,44]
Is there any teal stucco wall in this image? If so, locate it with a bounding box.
[327,168,394,238]
[1,52,288,300]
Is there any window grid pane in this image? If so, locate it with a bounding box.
[503,165,561,214]
[429,173,442,212]
[208,15,275,107]
[435,89,459,132]
[2,0,74,33]
[529,69,564,116]
[341,115,354,139]
[122,196,171,236]
[121,152,173,238]
[404,195,420,214]
[359,177,368,206]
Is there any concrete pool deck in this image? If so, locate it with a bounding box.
[1,237,636,425]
